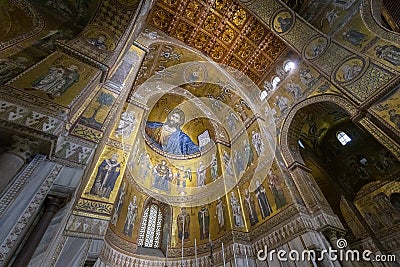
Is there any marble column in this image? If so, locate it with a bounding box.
[325,230,360,267]
[11,195,65,267]
[287,162,331,213]
[0,135,39,193]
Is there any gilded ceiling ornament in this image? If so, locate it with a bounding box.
[232,8,247,27]
[185,1,202,21]
[161,0,178,7]
[193,32,210,50]
[210,44,225,60]
[204,13,220,32]
[152,8,173,30]
[244,69,259,83]
[236,41,253,59]
[221,27,236,44]
[247,22,265,44]
[253,55,270,72]
[213,0,230,14]
[228,56,243,70]
[174,23,193,42]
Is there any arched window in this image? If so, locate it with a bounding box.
[272,76,281,88]
[336,131,351,146]
[138,203,163,248]
[298,139,305,149]
[260,90,268,101]
[283,60,295,72]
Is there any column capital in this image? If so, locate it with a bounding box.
[8,135,40,162]
[44,195,66,213]
[322,227,347,241]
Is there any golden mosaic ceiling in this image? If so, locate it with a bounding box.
[146,0,287,84]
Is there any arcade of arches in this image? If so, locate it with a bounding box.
[0,0,399,266]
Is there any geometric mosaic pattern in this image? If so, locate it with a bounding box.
[346,64,394,101]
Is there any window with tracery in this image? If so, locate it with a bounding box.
[336,131,351,146]
[283,60,295,72]
[138,204,163,248]
[272,76,281,88]
[260,90,268,101]
[298,139,305,149]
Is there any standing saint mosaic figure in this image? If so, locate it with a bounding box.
[230,191,244,227]
[197,161,207,187]
[32,64,79,97]
[215,198,225,233]
[244,188,258,226]
[198,205,210,240]
[152,160,173,191]
[177,207,190,241]
[89,153,121,198]
[255,179,272,219]
[211,153,218,181]
[111,182,126,226]
[123,196,138,236]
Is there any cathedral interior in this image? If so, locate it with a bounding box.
[1,0,400,266]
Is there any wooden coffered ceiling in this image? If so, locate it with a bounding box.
[146,0,287,84]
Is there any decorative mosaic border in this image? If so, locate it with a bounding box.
[0,0,45,51]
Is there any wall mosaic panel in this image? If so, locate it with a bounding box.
[371,85,400,134]
[8,52,100,108]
